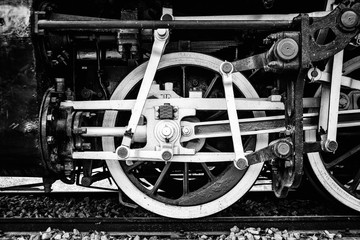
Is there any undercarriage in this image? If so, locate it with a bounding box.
[1,0,360,218]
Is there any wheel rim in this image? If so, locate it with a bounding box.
[305,57,360,212]
[103,52,268,218]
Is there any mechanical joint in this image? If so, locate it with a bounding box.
[272,139,293,159]
[275,38,299,61]
[116,146,130,159]
[234,157,249,170]
[340,9,359,31]
[322,139,339,153]
[220,61,234,75]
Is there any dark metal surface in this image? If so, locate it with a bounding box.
[306,2,360,62]
[36,19,294,31]
[0,0,49,176]
[0,216,360,232]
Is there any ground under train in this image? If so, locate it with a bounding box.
[1,0,360,218]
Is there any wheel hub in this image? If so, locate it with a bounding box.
[155,120,179,143]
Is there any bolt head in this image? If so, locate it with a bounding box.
[341,10,359,29]
[117,146,129,159]
[325,140,338,153]
[162,151,172,161]
[46,114,54,121]
[162,126,172,136]
[46,136,55,144]
[277,142,291,156]
[221,62,233,74]
[234,158,248,170]
[182,126,191,136]
[276,38,299,61]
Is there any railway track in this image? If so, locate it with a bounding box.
[1,215,360,240]
[1,215,360,233]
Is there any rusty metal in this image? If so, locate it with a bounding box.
[304,2,360,62]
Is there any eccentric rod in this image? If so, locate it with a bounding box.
[37,19,294,30]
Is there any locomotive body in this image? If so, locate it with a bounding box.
[1,0,360,218]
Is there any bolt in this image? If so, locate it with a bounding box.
[50,97,58,103]
[325,140,338,153]
[192,79,199,87]
[156,28,168,40]
[162,126,172,137]
[82,142,91,150]
[55,78,65,92]
[47,136,55,145]
[234,158,249,170]
[311,70,318,77]
[46,114,54,121]
[263,38,272,45]
[164,82,173,91]
[276,38,299,61]
[221,62,233,74]
[341,10,359,29]
[276,141,291,157]
[339,97,348,108]
[182,126,191,136]
[117,146,129,159]
[284,160,293,168]
[81,176,92,187]
[162,150,172,161]
[161,13,173,21]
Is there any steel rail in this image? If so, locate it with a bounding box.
[1,216,360,232]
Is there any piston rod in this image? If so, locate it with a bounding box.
[37,19,294,30]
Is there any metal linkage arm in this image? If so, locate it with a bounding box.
[219,62,248,170]
[318,51,344,153]
[117,28,169,159]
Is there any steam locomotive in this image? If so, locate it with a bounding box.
[1,0,360,218]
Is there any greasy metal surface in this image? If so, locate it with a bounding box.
[1,216,360,232]
[306,2,360,62]
[0,0,47,176]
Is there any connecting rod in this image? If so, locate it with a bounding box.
[116,28,169,160]
[219,62,248,170]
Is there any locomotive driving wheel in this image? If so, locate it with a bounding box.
[305,54,360,213]
[102,52,268,218]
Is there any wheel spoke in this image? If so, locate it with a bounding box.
[183,163,189,195]
[243,135,255,152]
[149,162,172,195]
[203,74,220,98]
[201,163,215,181]
[204,143,221,152]
[182,66,187,97]
[349,168,360,192]
[325,144,360,169]
[126,161,145,172]
[206,110,226,121]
